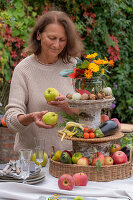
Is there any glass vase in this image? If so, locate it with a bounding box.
[73,77,102,94]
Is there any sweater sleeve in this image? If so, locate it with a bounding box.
[5,64,29,133]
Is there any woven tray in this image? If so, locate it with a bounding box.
[58,131,124,143]
[49,147,132,182]
[121,123,133,133]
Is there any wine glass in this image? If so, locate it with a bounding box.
[34,137,45,169]
[19,149,32,184]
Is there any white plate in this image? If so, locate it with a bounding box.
[0,162,41,180]
[0,171,45,185]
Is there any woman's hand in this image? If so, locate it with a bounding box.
[33,111,56,129]
[18,111,56,129]
[47,93,78,114]
[47,94,67,109]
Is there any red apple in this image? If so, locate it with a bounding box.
[104,156,114,165]
[77,157,89,166]
[73,172,88,186]
[101,114,109,123]
[112,151,128,164]
[58,174,75,190]
[111,118,121,130]
[110,144,121,156]
[91,152,104,166]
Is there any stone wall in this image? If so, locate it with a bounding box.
[0,127,18,163]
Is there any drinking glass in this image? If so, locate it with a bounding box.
[19,149,32,184]
[34,137,45,169]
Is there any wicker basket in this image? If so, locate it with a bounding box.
[49,147,132,182]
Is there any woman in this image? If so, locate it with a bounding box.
[5,10,83,156]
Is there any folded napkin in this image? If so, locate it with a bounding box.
[0,160,36,179]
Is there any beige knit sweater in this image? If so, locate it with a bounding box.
[5,54,76,156]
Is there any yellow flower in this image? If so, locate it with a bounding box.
[84,69,93,79]
[89,63,99,72]
[86,53,98,59]
[101,68,105,74]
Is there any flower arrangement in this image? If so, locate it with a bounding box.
[60,52,115,95]
[69,53,114,80]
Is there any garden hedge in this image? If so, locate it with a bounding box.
[0,0,133,123]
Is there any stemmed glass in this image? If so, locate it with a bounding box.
[19,149,32,184]
[34,137,45,169]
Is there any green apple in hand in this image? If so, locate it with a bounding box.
[44,88,59,102]
[42,112,58,125]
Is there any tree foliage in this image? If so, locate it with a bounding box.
[0,0,133,123]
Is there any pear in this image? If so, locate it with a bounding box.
[32,152,48,167]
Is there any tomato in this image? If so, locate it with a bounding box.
[1,117,7,127]
[90,128,95,132]
[83,132,90,139]
[83,127,89,132]
[89,132,95,139]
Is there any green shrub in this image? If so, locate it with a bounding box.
[47,0,133,123]
[0,0,133,123]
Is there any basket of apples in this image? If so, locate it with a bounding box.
[49,145,132,182]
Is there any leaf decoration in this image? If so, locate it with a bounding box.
[96,160,101,172]
[56,111,79,128]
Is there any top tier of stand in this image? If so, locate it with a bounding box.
[66,97,115,129]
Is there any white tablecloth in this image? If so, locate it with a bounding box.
[0,161,133,200]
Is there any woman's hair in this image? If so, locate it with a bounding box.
[25,10,83,63]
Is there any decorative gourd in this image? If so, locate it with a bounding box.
[99,120,118,137]
[102,87,112,96]
[60,152,72,164]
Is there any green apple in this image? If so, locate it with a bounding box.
[44,88,59,102]
[72,152,82,164]
[42,112,58,125]
[74,196,84,200]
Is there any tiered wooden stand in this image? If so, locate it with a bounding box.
[49,98,132,181]
[65,98,124,156]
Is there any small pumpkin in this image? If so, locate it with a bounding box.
[102,87,112,96]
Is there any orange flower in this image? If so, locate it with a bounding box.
[94,59,104,65]
[101,68,105,74]
[109,60,114,67]
[104,57,108,61]
[84,69,93,79]
[94,59,108,65]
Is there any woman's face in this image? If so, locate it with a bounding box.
[37,23,67,59]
